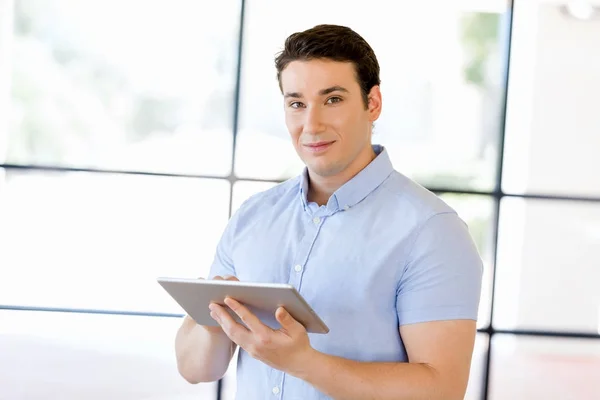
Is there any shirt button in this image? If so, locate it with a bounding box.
[272,386,280,395]
[313,217,321,225]
[344,205,350,211]
[294,264,303,272]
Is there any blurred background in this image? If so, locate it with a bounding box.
[0,0,599,399]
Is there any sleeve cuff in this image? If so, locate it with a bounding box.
[397,304,479,326]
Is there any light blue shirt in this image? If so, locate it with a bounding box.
[208,145,483,399]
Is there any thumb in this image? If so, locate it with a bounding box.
[276,307,303,333]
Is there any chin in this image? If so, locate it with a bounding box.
[306,160,345,178]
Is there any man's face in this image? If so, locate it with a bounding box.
[280,59,381,178]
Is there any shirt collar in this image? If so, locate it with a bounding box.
[299,144,394,213]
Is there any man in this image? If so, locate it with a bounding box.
[175,24,483,400]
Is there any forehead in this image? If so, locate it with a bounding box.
[280,59,359,94]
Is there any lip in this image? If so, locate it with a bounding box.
[303,141,335,153]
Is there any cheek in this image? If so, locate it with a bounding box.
[285,115,302,140]
[329,110,358,136]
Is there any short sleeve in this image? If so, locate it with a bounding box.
[396,212,484,326]
[206,207,242,279]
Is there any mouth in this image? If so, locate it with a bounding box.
[303,141,336,153]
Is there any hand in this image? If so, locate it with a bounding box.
[188,275,239,334]
[209,297,314,376]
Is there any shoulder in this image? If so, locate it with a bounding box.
[233,175,301,222]
[378,170,460,229]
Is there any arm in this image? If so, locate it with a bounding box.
[175,205,244,383]
[175,308,237,383]
[296,320,476,400]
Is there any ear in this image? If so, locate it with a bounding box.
[367,85,382,122]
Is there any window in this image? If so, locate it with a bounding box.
[235,0,507,191]
[1,1,240,399]
[0,169,230,312]
[4,0,239,176]
[494,198,600,333]
[2,0,599,399]
[0,310,217,399]
[502,1,600,197]
[490,335,600,399]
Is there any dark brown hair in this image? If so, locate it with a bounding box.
[274,24,381,108]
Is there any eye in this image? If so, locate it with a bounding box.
[326,96,342,104]
[289,101,305,109]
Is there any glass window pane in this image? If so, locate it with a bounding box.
[494,198,600,333]
[490,335,600,400]
[0,0,9,160]
[236,0,507,190]
[439,194,495,329]
[5,0,239,176]
[231,180,278,214]
[465,333,489,400]
[502,2,600,196]
[221,347,240,400]
[0,310,217,399]
[0,169,230,313]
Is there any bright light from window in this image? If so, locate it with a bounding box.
[563,1,598,20]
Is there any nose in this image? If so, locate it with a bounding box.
[302,105,326,135]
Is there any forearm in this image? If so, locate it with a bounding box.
[175,315,235,383]
[294,350,462,400]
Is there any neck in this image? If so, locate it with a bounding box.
[307,145,377,206]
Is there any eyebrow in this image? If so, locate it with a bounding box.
[284,85,349,99]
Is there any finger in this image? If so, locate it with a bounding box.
[275,307,305,334]
[222,275,239,282]
[209,303,250,345]
[212,276,224,280]
[224,297,272,335]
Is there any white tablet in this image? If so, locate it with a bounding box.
[157,277,330,334]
